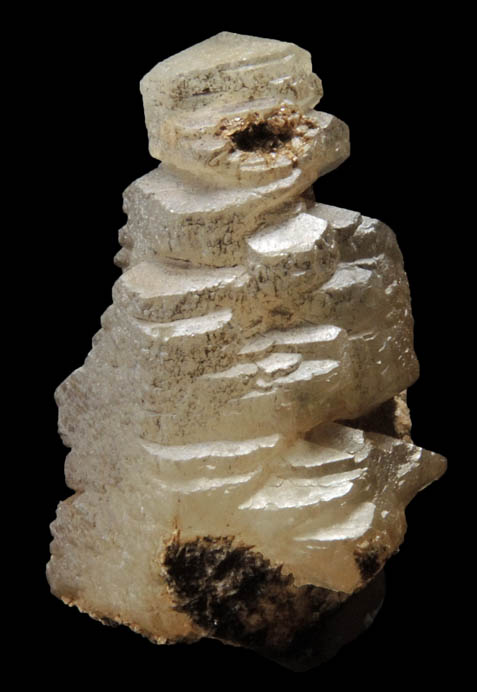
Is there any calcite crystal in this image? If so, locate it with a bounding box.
[47,32,446,669]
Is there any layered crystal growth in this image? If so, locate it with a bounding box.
[47,32,446,666]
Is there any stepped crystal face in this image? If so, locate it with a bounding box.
[47,32,446,669]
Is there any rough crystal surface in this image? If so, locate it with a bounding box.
[47,31,446,668]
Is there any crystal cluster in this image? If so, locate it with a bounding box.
[47,32,446,668]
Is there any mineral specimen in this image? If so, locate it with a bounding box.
[47,32,447,669]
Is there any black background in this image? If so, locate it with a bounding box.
[24,7,464,686]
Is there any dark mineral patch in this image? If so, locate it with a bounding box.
[354,547,384,582]
[161,534,386,670]
[230,119,293,152]
[162,535,334,650]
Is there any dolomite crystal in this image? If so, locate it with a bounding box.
[47,32,446,668]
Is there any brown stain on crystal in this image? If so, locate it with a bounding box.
[215,104,317,167]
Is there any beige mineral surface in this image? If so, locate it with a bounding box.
[47,31,446,663]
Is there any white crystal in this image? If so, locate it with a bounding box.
[47,32,446,657]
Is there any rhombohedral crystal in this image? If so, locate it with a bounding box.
[47,32,446,670]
